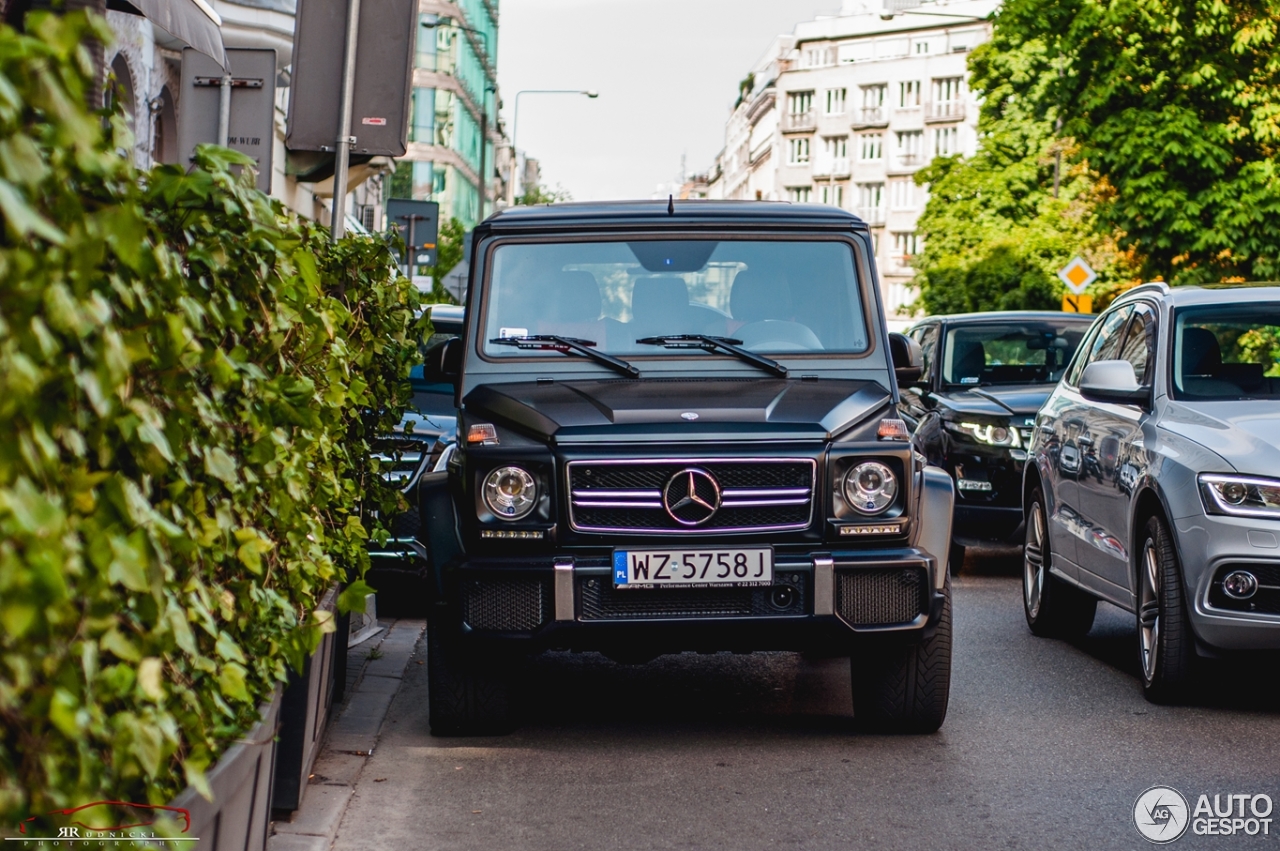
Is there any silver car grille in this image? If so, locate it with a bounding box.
[566,458,816,534]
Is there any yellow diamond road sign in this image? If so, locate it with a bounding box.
[1058,256,1097,295]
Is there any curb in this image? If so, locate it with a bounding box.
[267,618,425,851]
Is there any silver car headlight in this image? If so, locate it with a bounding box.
[1199,473,1280,518]
[844,461,898,515]
[483,466,538,520]
[945,420,1021,448]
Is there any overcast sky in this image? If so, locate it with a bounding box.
[495,0,842,201]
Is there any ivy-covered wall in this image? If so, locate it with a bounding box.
[0,12,421,826]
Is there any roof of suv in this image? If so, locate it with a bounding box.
[912,310,1098,324]
[480,200,869,232]
[1116,282,1280,307]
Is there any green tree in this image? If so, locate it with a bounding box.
[912,19,1135,314]
[420,216,466,304]
[1001,0,1280,284]
[515,182,571,206]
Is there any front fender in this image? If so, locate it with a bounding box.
[912,464,955,590]
[416,470,465,601]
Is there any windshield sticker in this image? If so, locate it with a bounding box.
[499,327,529,339]
[961,377,979,384]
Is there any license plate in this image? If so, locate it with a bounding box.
[613,547,773,589]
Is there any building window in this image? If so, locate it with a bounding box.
[857,182,884,210]
[788,91,814,115]
[896,130,924,163]
[789,186,813,203]
[861,84,886,109]
[893,231,920,262]
[825,87,847,115]
[890,178,918,210]
[898,80,921,108]
[914,39,930,55]
[788,137,811,165]
[819,183,845,208]
[933,76,963,104]
[410,87,435,143]
[933,126,959,157]
[823,135,848,159]
[858,132,883,161]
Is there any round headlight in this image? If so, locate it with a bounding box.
[844,461,898,515]
[483,466,538,520]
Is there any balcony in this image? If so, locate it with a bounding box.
[926,101,966,123]
[856,206,886,226]
[851,107,888,128]
[812,155,851,177]
[782,110,816,132]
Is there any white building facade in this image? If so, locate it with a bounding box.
[708,0,999,316]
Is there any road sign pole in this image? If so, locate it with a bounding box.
[217,73,232,144]
[329,0,362,242]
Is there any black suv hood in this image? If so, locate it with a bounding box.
[934,384,1054,418]
[465,377,892,443]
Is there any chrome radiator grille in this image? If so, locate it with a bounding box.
[567,458,816,534]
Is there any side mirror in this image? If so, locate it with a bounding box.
[888,332,923,388]
[423,337,462,385]
[1079,359,1150,405]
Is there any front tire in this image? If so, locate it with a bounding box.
[851,578,952,733]
[1023,489,1096,638]
[1137,514,1196,704]
[427,617,518,736]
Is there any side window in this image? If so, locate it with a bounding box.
[1066,306,1133,386]
[1117,302,1157,385]
[917,324,939,384]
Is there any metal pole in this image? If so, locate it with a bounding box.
[507,92,522,207]
[217,74,232,146]
[478,102,488,220]
[407,216,417,278]
[330,0,362,241]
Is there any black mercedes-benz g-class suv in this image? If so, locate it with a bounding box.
[418,201,955,734]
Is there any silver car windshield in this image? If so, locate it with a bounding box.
[941,321,1091,386]
[480,239,868,358]
[1174,304,1280,400]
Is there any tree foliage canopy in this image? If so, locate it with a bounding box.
[998,0,1280,285]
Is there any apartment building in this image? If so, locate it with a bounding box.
[708,0,999,315]
[393,0,503,230]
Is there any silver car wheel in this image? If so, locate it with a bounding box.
[1139,539,1160,683]
[1024,501,1046,620]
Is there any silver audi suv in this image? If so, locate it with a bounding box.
[1023,282,1280,702]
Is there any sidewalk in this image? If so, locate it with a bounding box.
[267,618,426,851]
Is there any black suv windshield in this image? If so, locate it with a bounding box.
[1174,304,1280,400]
[942,321,1089,387]
[481,238,868,359]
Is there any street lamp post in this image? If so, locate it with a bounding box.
[507,89,599,207]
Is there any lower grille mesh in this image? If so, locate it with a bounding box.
[835,568,926,626]
[579,576,808,620]
[462,579,549,631]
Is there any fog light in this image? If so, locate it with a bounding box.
[1222,570,1258,600]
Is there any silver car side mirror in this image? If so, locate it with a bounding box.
[1079,359,1150,405]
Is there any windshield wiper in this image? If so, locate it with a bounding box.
[635,334,788,378]
[489,335,640,378]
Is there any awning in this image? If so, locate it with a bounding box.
[107,0,228,70]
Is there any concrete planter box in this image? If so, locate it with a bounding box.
[169,686,281,851]
[271,585,342,813]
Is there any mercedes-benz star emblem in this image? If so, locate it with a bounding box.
[681,412,699,421]
[663,468,722,526]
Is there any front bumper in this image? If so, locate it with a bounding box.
[443,546,945,655]
[1176,513,1280,652]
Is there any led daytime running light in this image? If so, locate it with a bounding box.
[947,420,1021,448]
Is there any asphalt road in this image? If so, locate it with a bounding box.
[333,560,1280,851]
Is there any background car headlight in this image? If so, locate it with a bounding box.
[945,420,1021,447]
[483,466,538,520]
[1200,473,1280,518]
[844,461,898,515]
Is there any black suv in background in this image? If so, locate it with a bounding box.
[900,312,1094,569]
[417,201,956,735]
